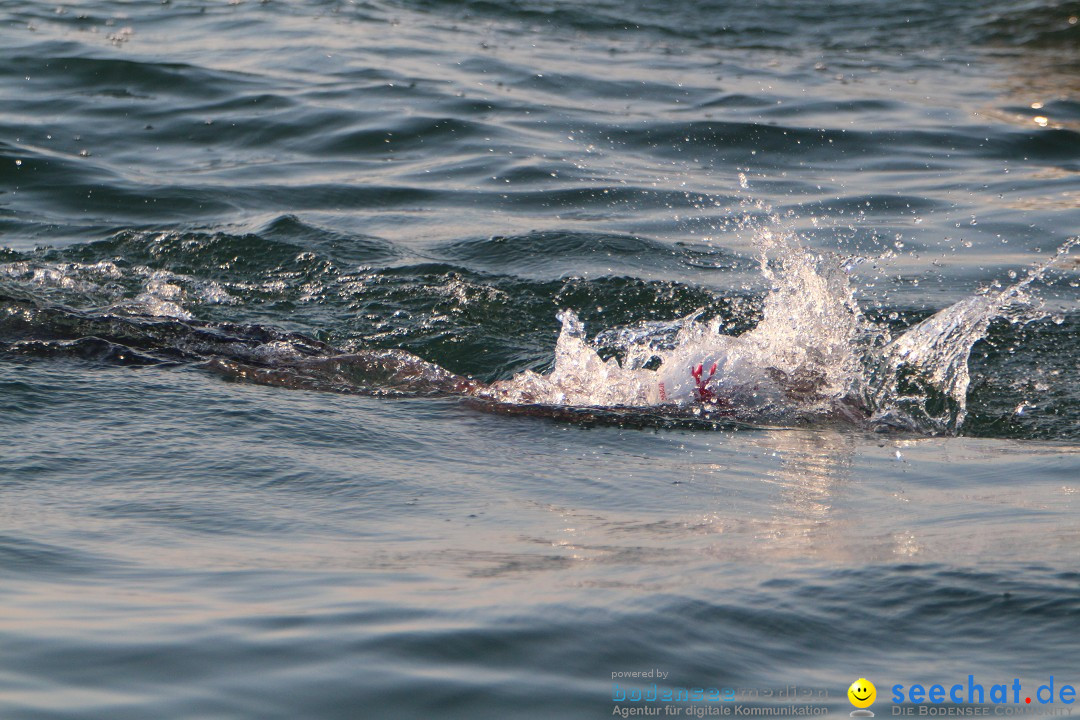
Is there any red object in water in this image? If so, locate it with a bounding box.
[691,362,718,403]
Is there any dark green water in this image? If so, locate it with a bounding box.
[2,1,1079,718]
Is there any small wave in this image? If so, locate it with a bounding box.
[979,1,1080,49]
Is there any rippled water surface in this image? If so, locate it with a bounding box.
[2,1,1079,718]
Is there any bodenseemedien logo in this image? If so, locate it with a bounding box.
[848,678,876,717]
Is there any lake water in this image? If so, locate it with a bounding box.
[1,1,1079,718]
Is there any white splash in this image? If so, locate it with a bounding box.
[484,227,1076,434]
[868,237,1078,432]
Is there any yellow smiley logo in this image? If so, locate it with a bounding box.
[848,678,876,709]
